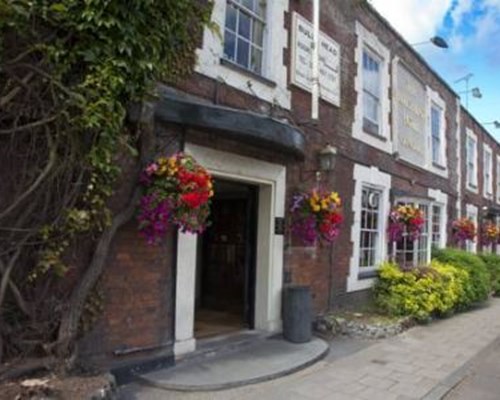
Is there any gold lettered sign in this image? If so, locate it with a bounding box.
[291,12,341,107]
[394,62,427,166]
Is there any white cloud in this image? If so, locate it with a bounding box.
[450,0,474,27]
[369,0,453,43]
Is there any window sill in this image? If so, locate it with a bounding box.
[432,162,447,171]
[220,58,277,88]
[358,270,378,280]
[362,129,388,142]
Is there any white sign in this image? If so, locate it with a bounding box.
[291,12,341,107]
[394,62,427,167]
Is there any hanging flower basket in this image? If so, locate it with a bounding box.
[137,152,213,244]
[452,217,476,245]
[481,221,499,246]
[290,189,343,245]
[388,205,424,243]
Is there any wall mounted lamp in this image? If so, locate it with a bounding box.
[458,87,482,99]
[411,36,449,49]
[318,143,338,172]
[482,121,500,129]
[300,143,338,185]
[455,73,481,109]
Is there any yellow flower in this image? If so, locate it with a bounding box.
[311,190,320,202]
[158,157,168,166]
[321,199,329,210]
[330,192,340,205]
[312,204,321,212]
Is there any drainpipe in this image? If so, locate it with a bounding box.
[456,97,462,219]
[311,0,320,120]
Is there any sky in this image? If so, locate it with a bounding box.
[369,0,500,140]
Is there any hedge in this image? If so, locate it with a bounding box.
[432,248,491,307]
[374,260,469,321]
[478,253,500,296]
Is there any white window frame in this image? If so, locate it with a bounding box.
[496,155,500,204]
[223,0,266,74]
[348,164,391,292]
[465,204,478,253]
[352,22,392,154]
[196,0,291,109]
[361,47,383,137]
[427,87,448,178]
[465,128,478,193]
[428,189,448,249]
[484,144,493,199]
[358,185,383,271]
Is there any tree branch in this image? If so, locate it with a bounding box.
[0,131,57,221]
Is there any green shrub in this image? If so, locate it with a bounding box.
[374,261,467,321]
[478,253,500,296]
[432,248,491,307]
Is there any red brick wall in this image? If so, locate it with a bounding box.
[460,109,500,252]
[79,222,175,367]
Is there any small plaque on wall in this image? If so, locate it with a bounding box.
[275,217,285,235]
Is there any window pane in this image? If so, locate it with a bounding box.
[241,0,254,12]
[223,31,236,61]
[363,92,379,122]
[255,0,266,17]
[250,46,262,74]
[238,11,251,39]
[237,38,250,67]
[252,19,264,47]
[225,3,237,32]
[363,51,381,96]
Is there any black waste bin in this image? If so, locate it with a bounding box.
[283,285,312,343]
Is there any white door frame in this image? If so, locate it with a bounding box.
[173,144,286,358]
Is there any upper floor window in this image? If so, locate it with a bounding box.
[431,104,443,165]
[484,145,493,198]
[223,0,266,75]
[496,156,500,203]
[466,130,478,191]
[362,49,382,136]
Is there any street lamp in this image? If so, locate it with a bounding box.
[411,36,449,49]
[455,73,481,109]
[482,121,500,129]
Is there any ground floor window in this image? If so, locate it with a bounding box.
[359,186,382,270]
[393,201,430,268]
[465,204,478,253]
[431,204,443,248]
[348,164,391,292]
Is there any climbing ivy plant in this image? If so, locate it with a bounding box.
[0,0,212,363]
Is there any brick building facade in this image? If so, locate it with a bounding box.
[80,0,500,370]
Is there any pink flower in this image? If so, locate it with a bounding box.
[145,163,159,175]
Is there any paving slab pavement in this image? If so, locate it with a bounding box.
[443,335,500,400]
[120,299,500,400]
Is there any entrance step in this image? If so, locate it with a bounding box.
[136,336,329,392]
[174,330,272,367]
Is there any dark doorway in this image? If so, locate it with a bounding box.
[194,179,258,339]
